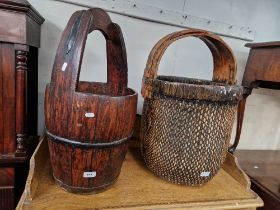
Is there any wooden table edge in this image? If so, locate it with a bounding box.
[16,136,264,210]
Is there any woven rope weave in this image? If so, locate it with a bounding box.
[140,29,243,186]
[141,95,237,185]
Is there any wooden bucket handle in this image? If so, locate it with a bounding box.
[141,29,237,98]
[50,8,127,93]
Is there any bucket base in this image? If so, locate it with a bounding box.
[53,174,117,194]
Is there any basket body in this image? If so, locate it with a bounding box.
[140,30,243,186]
[141,91,238,185]
[44,8,137,193]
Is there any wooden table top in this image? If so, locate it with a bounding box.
[17,138,263,210]
[236,150,280,199]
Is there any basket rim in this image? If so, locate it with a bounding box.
[147,75,244,102]
[156,75,234,87]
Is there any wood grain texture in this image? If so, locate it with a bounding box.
[0,0,44,47]
[0,45,39,163]
[0,167,14,186]
[15,50,28,156]
[245,41,280,48]
[26,46,38,136]
[0,186,14,210]
[236,150,280,210]
[0,42,3,154]
[243,46,280,88]
[2,43,16,154]
[222,152,251,190]
[0,167,15,210]
[0,10,43,47]
[17,136,263,210]
[0,10,26,44]
[0,0,30,5]
[45,8,137,193]
[0,45,37,208]
[0,1,43,209]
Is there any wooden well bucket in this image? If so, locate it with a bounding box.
[44,8,137,193]
[140,29,244,186]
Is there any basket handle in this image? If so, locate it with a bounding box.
[50,8,127,93]
[142,29,237,98]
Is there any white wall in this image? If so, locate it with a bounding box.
[29,0,280,149]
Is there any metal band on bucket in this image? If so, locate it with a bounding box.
[46,130,132,148]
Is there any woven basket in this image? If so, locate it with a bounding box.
[140,29,244,186]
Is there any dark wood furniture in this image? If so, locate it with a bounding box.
[0,1,44,209]
[230,42,280,209]
[236,150,280,210]
[229,41,280,153]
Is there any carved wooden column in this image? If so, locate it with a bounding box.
[15,50,28,157]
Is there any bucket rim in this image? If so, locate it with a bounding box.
[46,83,138,99]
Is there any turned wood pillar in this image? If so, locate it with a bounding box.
[15,50,28,157]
